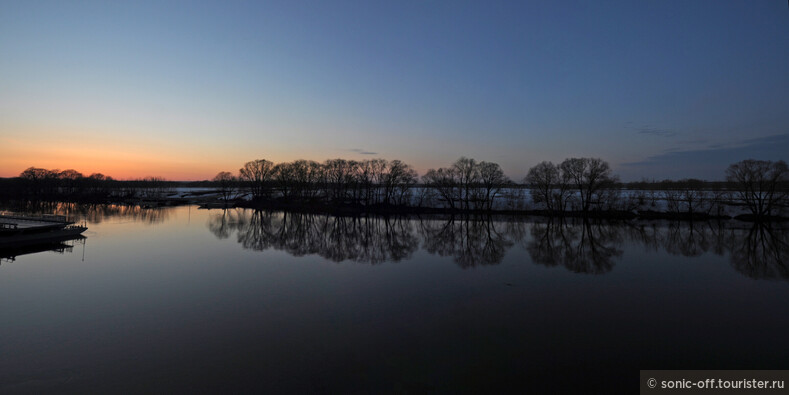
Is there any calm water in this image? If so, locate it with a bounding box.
[1,204,788,393]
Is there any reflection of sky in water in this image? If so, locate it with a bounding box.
[1,205,788,392]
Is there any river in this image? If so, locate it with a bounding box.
[1,204,787,393]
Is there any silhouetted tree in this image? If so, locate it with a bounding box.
[662,179,711,217]
[272,162,296,199]
[323,159,356,203]
[58,169,84,195]
[239,159,275,200]
[424,157,509,211]
[19,167,54,196]
[138,176,170,199]
[290,159,323,200]
[725,159,789,218]
[559,157,619,212]
[453,157,480,210]
[382,160,418,206]
[353,158,381,205]
[525,161,571,212]
[213,171,237,203]
[86,173,113,197]
[235,158,420,207]
[423,167,460,209]
[478,161,510,210]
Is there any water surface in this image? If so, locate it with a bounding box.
[1,205,788,393]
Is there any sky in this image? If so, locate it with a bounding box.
[1,0,787,181]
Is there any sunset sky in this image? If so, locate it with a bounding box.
[1,1,787,181]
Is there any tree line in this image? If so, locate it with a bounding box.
[2,157,786,219]
[223,158,420,207]
[220,157,515,210]
[220,156,625,213]
[0,167,175,200]
[214,156,787,219]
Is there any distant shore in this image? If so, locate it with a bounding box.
[4,158,787,222]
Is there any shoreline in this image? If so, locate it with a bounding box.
[233,200,787,222]
[2,196,787,222]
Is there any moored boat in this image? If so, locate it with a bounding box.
[0,214,88,247]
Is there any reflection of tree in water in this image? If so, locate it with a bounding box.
[727,223,789,280]
[621,222,663,253]
[215,210,419,264]
[526,219,622,274]
[622,221,724,257]
[204,209,789,280]
[418,216,513,268]
[235,210,278,251]
[212,211,517,267]
[207,208,246,239]
[662,221,716,257]
[623,220,789,281]
[1,201,172,224]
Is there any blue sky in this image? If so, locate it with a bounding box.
[1,0,787,180]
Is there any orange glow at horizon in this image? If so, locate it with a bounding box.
[2,129,430,181]
[1,134,240,181]
[1,155,221,181]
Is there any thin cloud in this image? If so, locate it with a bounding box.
[637,127,677,137]
[619,133,789,180]
[626,122,678,138]
[347,148,378,155]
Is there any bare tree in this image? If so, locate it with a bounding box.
[303,160,325,201]
[453,157,479,210]
[560,157,618,212]
[353,159,381,205]
[661,179,710,217]
[87,173,112,196]
[58,169,84,195]
[239,159,275,200]
[726,159,789,218]
[272,162,296,199]
[423,167,459,209]
[19,167,58,196]
[237,158,420,207]
[525,161,571,212]
[139,176,170,199]
[88,173,111,181]
[324,159,356,203]
[289,159,323,200]
[424,158,509,211]
[478,161,509,210]
[213,171,237,203]
[384,160,417,206]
